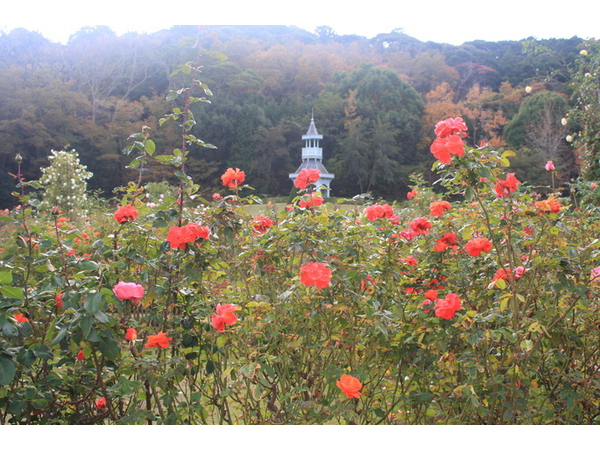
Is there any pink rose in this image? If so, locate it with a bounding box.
[113,281,144,306]
[545,160,555,171]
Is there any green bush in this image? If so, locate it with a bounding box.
[1,118,599,424]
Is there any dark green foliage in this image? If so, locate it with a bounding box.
[504,92,574,183]
[0,25,587,207]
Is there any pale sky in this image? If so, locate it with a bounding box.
[2,0,599,45]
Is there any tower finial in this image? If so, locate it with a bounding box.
[311,108,314,121]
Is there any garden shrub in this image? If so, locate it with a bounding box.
[1,46,600,423]
[1,114,599,424]
[37,149,93,216]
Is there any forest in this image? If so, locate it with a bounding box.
[0,24,587,208]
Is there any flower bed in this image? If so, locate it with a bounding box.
[0,118,599,424]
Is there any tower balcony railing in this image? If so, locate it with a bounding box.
[302,148,323,159]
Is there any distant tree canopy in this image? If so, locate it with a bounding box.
[0,25,588,207]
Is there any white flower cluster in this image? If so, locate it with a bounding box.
[39,149,93,215]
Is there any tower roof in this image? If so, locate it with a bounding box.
[305,117,319,136]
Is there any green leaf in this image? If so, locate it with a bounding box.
[84,291,103,314]
[2,320,19,338]
[80,260,98,271]
[80,315,94,339]
[94,310,110,324]
[464,187,473,202]
[499,294,510,311]
[32,344,53,360]
[8,400,27,415]
[51,326,69,346]
[0,286,24,300]
[98,334,120,361]
[206,51,228,61]
[0,355,16,386]
[18,321,33,337]
[16,348,36,366]
[0,271,13,284]
[145,139,156,156]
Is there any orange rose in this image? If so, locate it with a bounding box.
[221,167,246,189]
[145,332,173,349]
[534,197,561,214]
[125,328,138,341]
[336,374,362,399]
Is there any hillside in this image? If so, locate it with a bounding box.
[0,25,586,207]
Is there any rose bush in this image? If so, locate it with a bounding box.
[1,73,599,425]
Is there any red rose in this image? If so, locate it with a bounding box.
[494,173,521,198]
[221,167,246,189]
[409,217,432,235]
[429,200,451,217]
[424,289,439,301]
[361,275,376,291]
[114,205,139,224]
[113,281,144,306]
[95,397,107,411]
[492,266,526,285]
[400,229,415,241]
[435,293,462,320]
[364,204,394,221]
[401,256,418,266]
[294,168,321,190]
[76,350,85,361]
[299,262,332,289]
[13,313,29,323]
[167,223,210,249]
[422,299,433,313]
[434,232,459,252]
[534,197,561,214]
[434,117,468,139]
[430,134,465,164]
[407,189,418,199]
[145,331,173,349]
[336,374,362,399]
[464,237,493,257]
[253,215,274,234]
[298,194,324,209]
[211,303,240,332]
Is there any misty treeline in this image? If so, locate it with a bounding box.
[0,25,584,207]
